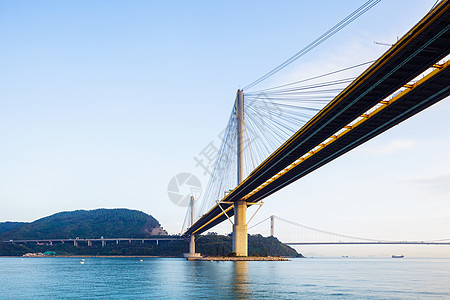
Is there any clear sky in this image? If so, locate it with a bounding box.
[1,1,449,257]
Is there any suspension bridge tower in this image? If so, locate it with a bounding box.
[233,89,248,256]
[270,215,275,237]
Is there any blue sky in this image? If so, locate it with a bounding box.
[1,1,448,257]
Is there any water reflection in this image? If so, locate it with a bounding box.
[232,261,249,299]
[2,258,450,298]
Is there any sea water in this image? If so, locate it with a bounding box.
[1,257,449,299]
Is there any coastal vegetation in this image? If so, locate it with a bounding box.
[0,209,301,257]
[0,235,300,257]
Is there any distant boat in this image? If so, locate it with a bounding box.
[392,255,404,258]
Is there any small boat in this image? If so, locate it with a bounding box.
[80,261,85,264]
[392,255,404,258]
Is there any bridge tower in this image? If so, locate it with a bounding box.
[185,196,201,259]
[232,89,248,256]
[270,215,275,237]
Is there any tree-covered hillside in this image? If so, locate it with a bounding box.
[0,222,28,234]
[0,209,166,240]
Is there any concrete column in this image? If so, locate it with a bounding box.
[233,200,248,256]
[116,240,119,244]
[156,240,159,246]
[74,240,78,247]
[232,89,248,257]
[270,215,275,237]
[236,89,244,185]
[184,195,201,259]
[184,234,200,259]
[189,235,195,254]
[87,240,92,246]
[102,240,106,247]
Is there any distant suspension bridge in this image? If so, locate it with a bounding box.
[248,216,450,246]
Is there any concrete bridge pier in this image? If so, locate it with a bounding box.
[232,200,248,256]
[189,235,195,253]
[184,234,201,260]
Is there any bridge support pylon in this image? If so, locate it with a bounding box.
[184,196,201,260]
[270,215,275,237]
[233,200,248,256]
[232,89,248,257]
[184,234,201,260]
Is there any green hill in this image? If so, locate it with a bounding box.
[0,208,166,240]
[0,222,28,234]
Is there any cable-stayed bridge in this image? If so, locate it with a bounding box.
[182,1,450,257]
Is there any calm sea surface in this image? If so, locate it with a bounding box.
[1,257,449,299]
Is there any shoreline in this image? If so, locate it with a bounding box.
[1,255,295,260]
[191,256,290,261]
[1,255,181,258]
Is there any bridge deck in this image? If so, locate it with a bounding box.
[3,237,180,243]
[286,242,450,245]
